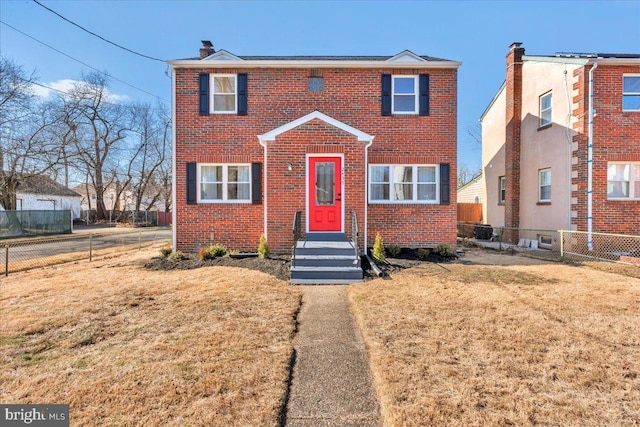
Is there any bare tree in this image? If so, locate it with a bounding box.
[67,72,132,220]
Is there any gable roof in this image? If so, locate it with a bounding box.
[169,49,461,69]
[12,174,81,198]
[258,110,373,142]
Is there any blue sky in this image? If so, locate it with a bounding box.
[1,0,639,172]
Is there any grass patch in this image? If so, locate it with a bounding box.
[0,249,301,426]
[349,262,640,426]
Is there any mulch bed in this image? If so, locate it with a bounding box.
[144,248,457,282]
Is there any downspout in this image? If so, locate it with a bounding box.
[587,62,597,251]
[363,136,375,255]
[171,67,177,251]
[258,137,268,239]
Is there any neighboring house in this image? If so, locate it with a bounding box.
[457,172,484,204]
[73,183,168,213]
[169,42,460,263]
[481,42,640,242]
[1,174,81,219]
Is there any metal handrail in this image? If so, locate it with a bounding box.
[351,210,360,268]
[292,211,302,267]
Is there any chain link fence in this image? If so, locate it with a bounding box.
[458,222,640,266]
[1,230,171,276]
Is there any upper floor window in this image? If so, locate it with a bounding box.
[308,77,324,92]
[369,164,438,203]
[498,176,506,204]
[608,162,640,200]
[199,164,251,202]
[539,168,551,202]
[539,91,552,127]
[623,75,640,112]
[392,76,419,114]
[211,74,237,113]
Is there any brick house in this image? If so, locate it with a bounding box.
[481,42,640,246]
[169,42,460,282]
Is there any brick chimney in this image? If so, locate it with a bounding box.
[504,42,524,240]
[199,40,215,58]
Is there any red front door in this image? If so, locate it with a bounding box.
[309,157,342,232]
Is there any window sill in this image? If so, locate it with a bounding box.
[369,200,439,205]
[537,124,552,131]
[498,202,505,206]
[607,198,640,201]
[537,201,551,205]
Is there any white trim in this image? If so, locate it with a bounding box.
[368,164,440,204]
[259,110,373,142]
[202,49,244,61]
[210,74,237,114]
[622,74,640,112]
[171,68,177,251]
[391,75,419,115]
[539,91,552,127]
[538,168,552,202]
[306,154,345,234]
[386,50,427,63]
[197,163,252,203]
[168,60,461,69]
[607,161,640,200]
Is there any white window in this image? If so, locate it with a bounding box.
[392,76,418,114]
[199,164,250,202]
[498,176,506,204]
[369,165,438,203]
[539,168,551,202]
[623,75,640,112]
[608,162,640,200]
[540,91,552,127]
[211,74,237,113]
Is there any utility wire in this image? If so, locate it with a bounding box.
[0,20,169,103]
[32,0,165,63]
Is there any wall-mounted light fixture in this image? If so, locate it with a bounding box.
[287,163,293,171]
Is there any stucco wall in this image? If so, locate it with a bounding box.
[481,86,506,227]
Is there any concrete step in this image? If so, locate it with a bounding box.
[292,254,360,268]
[305,232,346,242]
[290,266,363,284]
[295,240,356,256]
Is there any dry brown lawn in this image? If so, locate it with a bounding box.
[1,249,301,426]
[349,260,640,426]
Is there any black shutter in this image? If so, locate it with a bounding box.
[381,74,391,116]
[419,74,430,116]
[251,162,262,204]
[198,73,209,116]
[237,73,248,116]
[439,163,450,205]
[187,162,197,205]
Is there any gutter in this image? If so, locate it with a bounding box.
[258,137,268,239]
[587,62,598,251]
[171,67,177,251]
[167,59,462,70]
[364,137,375,255]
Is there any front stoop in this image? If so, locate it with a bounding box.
[291,235,363,284]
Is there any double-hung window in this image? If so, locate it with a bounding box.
[539,168,551,202]
[211,74,237,113]
[623,75,640,112]
[392,76,418,114]
[540,91,552,127]
[608,162,640,200]
[369,165,438,203]
[498,176,506,204]
[199,164,251,202]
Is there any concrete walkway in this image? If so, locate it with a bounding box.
[285,285,380,427]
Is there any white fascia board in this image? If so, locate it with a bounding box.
[523,55,590,65]
[586,58,640,66]
[259,110,373,142]
[386,50,427,62]
[167,59,461,69]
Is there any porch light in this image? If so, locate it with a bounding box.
[288,163,293,171]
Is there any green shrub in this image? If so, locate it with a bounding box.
[417,248,431,260]
[434,244,453,257]
[386,245,401,257]
[258,234,270,259]
[372,232,386,262]
[169,250,188,261]
[209,243,227,258]
[159,246,172,258]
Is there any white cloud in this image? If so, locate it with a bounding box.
[30,79,129,103]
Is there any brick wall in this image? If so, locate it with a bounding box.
[571,64,640,235]
[174,66,458,253]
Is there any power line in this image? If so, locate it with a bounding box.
[0,20,169,103]
[32,0,165,63]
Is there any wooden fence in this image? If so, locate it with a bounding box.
[457,203,482,223]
